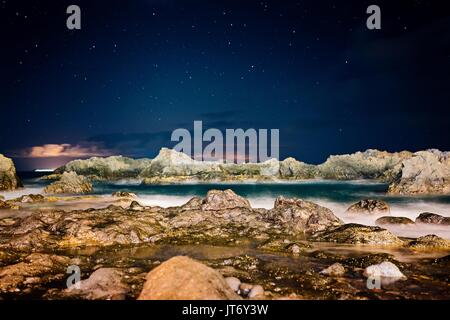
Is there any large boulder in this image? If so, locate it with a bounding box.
[44,172,93,194]
[415,212,450,225]
[137,256,241,300]
[0,154,22,191]
[311,223,403,245]
[346,199,390,215]
[388,150,450,195]
[266,197,343,234]
[201,189,251,211]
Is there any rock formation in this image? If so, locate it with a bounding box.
[44,171,93,194]
[388,150,450,195]
[0,154,22,191]
[55,156,152,180]
[0,190,344,250]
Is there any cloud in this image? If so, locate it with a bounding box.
[21,143,113,158]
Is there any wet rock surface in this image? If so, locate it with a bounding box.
[0,190,344,250]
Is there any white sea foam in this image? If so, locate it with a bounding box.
[248,196,450,239]
[0,187,45,200]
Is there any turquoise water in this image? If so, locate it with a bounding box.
[17,171,450,205]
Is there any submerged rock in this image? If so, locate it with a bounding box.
[415,212,450,225]
[388,150,450,195]
[375,216,415,226]
[407,235,450,250]
[111,191,137,198]
[0,154,22,191]
[311,224,403,245]
[44,172,93,194]
[137,256,240,300]
[64,268,129,300]
[346,199,390,215]
[257,238,310,254]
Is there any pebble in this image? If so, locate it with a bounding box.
[248,285,264,298]
[239,283,253,295]
[320,263,346,277]
[225,277,241,292]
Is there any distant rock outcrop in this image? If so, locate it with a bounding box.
[317,150,412,181]
[49,148,450,195]
[44,172,93,194]
[0,154,22,191]
[388,150,450,195]
[55,156,152,180]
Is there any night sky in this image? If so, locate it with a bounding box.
[1,0,449,170]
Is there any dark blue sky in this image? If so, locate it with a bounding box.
[1,0,449,170]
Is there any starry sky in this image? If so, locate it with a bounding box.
[1,0,449,170]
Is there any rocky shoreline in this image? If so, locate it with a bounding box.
[37,148,450,195]
[1,148,449,195]
[0,189,449,300]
